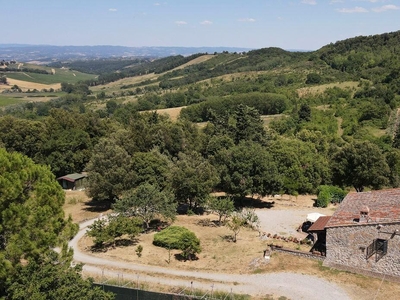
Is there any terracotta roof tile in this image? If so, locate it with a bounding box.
[308,216,331,232]
[326,188,400,227]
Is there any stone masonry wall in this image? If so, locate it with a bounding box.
[323,222,400,277]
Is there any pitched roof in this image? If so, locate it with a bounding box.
[57,173,87,182]
[326,188,400,228]
[308,216,331,232]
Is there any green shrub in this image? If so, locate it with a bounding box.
[315,189,330,208]
[153,226,201,260]
[315,185,347,207]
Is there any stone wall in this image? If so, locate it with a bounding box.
[270,245,325,261]
[323,222,400,278]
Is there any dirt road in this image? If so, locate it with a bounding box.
[70,218,350,300]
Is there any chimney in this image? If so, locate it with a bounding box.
[360,205,370,223]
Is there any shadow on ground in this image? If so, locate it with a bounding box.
[84,200,111,212]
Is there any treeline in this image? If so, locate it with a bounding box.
[180,92,288,122]
[317,30,400,82]
[2,93,400,199]
[2,67,50,74]
[49,58,148,74]
[81,53,206,86]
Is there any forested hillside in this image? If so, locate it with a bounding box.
[2,30,400,194]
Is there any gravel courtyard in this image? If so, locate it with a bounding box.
[255,195,335,239]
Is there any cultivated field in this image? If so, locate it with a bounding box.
[0,78,61,92]
[5,70,96,85]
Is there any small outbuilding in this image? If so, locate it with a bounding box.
[308,216,331,255]
[57,173,87,190]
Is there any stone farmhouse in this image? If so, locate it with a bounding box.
[321,189,400,281]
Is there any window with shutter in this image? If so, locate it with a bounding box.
[366,238,388,261]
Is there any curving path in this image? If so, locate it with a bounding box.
[69,218,351,300]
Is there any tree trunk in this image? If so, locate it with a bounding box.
[355,186,364,192]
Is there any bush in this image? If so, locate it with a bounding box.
[315,189,330,208]
[153,226,201,260]
[306,73,322,84]
[315,185,347,207]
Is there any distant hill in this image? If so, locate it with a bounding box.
[0,45,253,63]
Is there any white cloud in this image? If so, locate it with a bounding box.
[337,6,369,13]
[175,21,187,25]
[109,8,117,12]
[371,4,400,12]
[301,0,317,5]
[238,18,256,22]
[154,3,161,6]
[200,20,213,25]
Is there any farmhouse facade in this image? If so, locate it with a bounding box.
[323,189,400,281]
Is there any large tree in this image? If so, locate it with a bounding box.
[130,150,172,189]
[0,116,46,160]
[0,148,78,294]
[85,138,133,202]
[267,139,330,194]
[217,142,282,198]
[113,183,177,231]
[207,196,235,226]
[207,104,268,146]
[331,140,390,192]
[232,104,267,145]
[171,151,219,209]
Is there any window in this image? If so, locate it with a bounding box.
[366,238,388,262]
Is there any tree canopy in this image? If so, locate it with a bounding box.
[85,138,133,201]
[0,148,78,296]
[171,151,219,208]
[332,140,390,192]
[6,252,114,300]
[114,183,177,230]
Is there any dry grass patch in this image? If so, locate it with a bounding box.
[91,73,159,93]
[146,107,185,121]
[297,81,359,98]
[79,213,269,273]
[0,78,61,92]
[171,55,215,71]
[71,194,400,299]
[63,190,111,223]
[81,224,400,300]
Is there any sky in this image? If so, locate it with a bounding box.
[2,0,400,51]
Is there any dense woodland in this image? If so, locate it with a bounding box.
[2,30,400,298]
